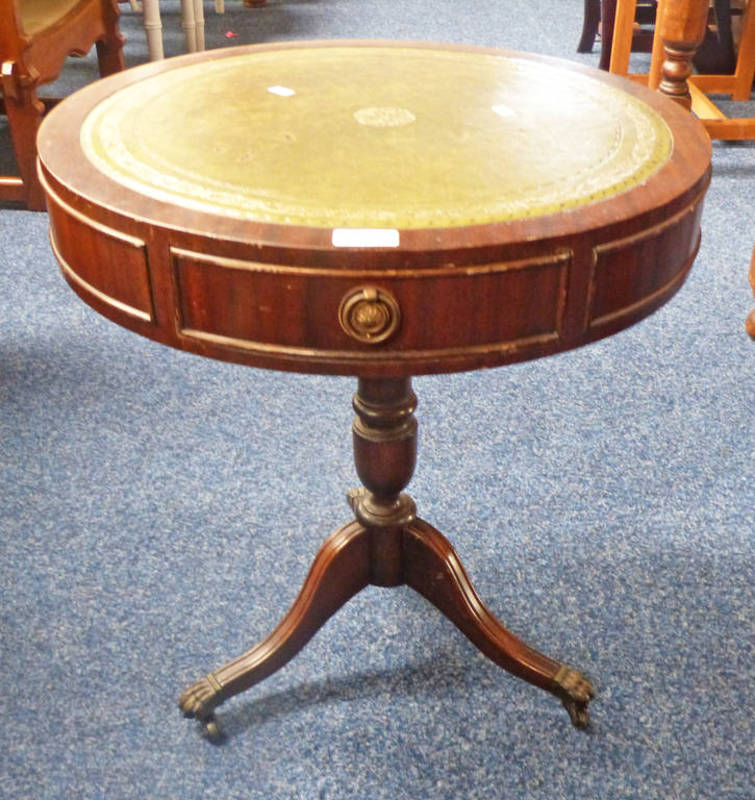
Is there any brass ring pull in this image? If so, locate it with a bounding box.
[338,286,401,344]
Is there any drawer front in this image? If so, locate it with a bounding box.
[46,180,154,324]
[171,248,570,367]
[588,200,703,332]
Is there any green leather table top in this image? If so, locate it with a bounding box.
[80,44,673,229]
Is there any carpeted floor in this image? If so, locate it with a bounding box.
[1,2,753,798]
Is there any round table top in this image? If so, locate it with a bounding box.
[38,40,711,377]
[79,44,672,229]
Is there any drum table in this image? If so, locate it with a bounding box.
[37,40,711,737]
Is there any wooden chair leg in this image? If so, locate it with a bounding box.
[181,0,198,53]
[648,4,665,89]
[609,0,639,74]
[193,0,206,51]
[732,0,755,101]
[658,0,710,108]
[578,0,602,52]
[3,81,46,210]
[142,0,164,61]
[95,3,126,77]
[600,0,621,69]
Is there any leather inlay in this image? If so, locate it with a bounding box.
[81,47,672,228]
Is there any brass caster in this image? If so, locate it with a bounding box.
[552,664,594,730]
[561,696,591,729]
[200,713,223,743]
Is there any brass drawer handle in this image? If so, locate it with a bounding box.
[338,286,401,344]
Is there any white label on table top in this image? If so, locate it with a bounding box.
[267,85,296,97]
[332,228,400,248]
[491,103,516,118]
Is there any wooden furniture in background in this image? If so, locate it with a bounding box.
[579,0,602,52]
[0,0,124,210]
[606,0,738,76]
[616,1,755,328]
[610,0,755,138]
[670,0,755,138]
[122,0,226,60]
[579,0,658,69]
[37,41,711,739]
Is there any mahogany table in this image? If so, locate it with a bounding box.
[37,40,711,737]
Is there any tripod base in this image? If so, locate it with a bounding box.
[179,513,594,738]
[180,378,594,739]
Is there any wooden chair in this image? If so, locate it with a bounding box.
[124,0,226,61]
[605,0,738,73]
[637,2,755,335]
[1,0,124,210]
[610,0,755,139]
[578,0,658,69]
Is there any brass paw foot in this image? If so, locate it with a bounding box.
[552,665,594,729]
[179,673,224,739]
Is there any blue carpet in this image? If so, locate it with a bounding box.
[1,2,753,798]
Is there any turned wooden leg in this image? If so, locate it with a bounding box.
[179,520,371,737]
[193,0,206,51]
[140,0,164,61]
[657,0,710,108]
[403,519,594,727]
[1,73,46,210]
[599,0,618,70]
